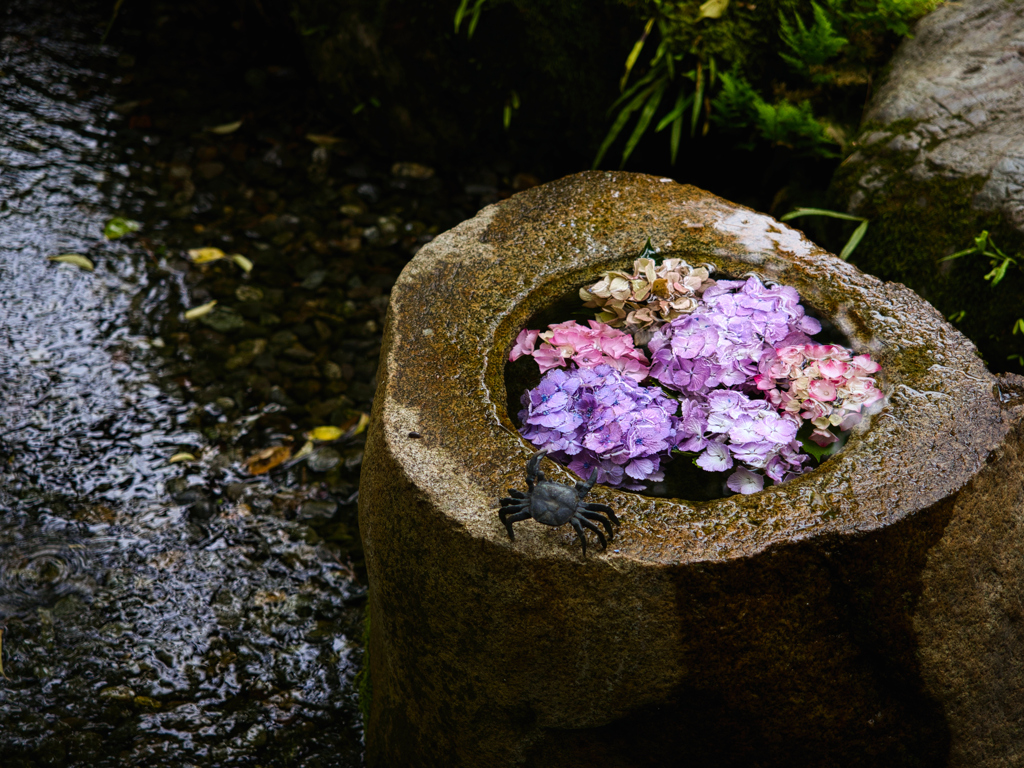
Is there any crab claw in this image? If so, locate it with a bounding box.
[575,467,598,497]
[525,448,548,490]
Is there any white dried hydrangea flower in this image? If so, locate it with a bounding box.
[580,255,715,344]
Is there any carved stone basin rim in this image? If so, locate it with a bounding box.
[375,171,1006,566]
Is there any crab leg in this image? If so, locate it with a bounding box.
[498,500,526,523]
[581,510,615,539]
[500,510,531,540]
[568,517,589,558]
[583,502,620,526]
[577,516,608,551]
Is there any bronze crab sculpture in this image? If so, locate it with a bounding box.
[499,450,620,557]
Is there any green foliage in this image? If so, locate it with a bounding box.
[942,231,1024,359]
[941,230,1018,286]
[448,0,943,165]
[852,0,942,36]
[104,216,141,239]
[454,0,490,37]
[711,72,837,156]
[595,0,943,166]
[779,2,848,77]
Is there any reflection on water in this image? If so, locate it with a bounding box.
[0,15,191,502]
[0,5,365,766]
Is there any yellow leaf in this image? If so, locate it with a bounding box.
[207,120,243,135]
[245,445,292,475]
[48,254,94,271]
[293,440,315,460]
[187,247,227,263]
[231,254,254,273]
[698,0,729,19]
[307,426,343,442]
[168,453,195,464]
[184,300,217,320]
[353,412,370,435]
[306,133,342,146]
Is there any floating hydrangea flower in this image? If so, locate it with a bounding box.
[518,364,678,490]
[754,343,884,445]
[679,389,809,494]
[580,255,716,344]
[509,320,650,381]
[647,276,821,398]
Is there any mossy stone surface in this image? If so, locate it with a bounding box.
[830,0,1024,370]
[360,171,1024,767]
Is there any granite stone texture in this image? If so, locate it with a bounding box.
[840,0,1024,230]
[359,171,1024,767]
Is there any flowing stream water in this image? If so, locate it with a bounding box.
[0,4,375,765]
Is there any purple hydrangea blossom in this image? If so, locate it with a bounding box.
[514,269,876,499]
[519,364,679,490]
[682,389,809,492]
[648,276,821,399]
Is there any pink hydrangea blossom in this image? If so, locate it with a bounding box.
[755,343,884,445]
[509,320,651,381]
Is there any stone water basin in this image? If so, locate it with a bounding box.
[360,171,1024,767]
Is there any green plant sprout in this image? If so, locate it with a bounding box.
[942,231,1024,363]
[503,90,520,129]
[941,230,1018,285]
[779,207,869,260]
[779,2,848,79]
[454,0,489,37]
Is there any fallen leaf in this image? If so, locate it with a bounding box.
[207,120,243,135]
[335,411,371,436]
[188,247,227,263]
[231,254,253,273]
[306,133,342,147]
[352,412,371,436]
[104,217,142,239]
[184,300,217,320]
[48,254,94,271]
[245,445,292,475]
[698,0,729,18]
[306,426,343,442]
[293,440,315,461]
[391,161,435,180]
[168,453,195,463]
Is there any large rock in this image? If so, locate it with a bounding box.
[359,171,1024,767]
[830,0,1024,368]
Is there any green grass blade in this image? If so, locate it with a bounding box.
[656,90,689,132]
[454,0,469,31]
[691,64,705,136]
[621,18,655,90]
[939,247,980,262]
[608,68,659,114]
[780,207,866,222]
[594,84,657,169]
[622,81,667,165]
[670,113,683,164]
[839,219,868,260]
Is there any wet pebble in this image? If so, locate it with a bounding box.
[296,499,338,525]
[307,447,341,473]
